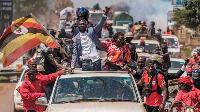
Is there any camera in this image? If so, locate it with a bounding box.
[143,84,152,97]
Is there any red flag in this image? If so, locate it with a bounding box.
[0,14,58,67]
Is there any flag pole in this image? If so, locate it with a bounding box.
[30,13,69,57]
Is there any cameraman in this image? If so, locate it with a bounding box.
[137,60,167,112]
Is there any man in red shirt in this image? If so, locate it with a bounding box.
[190,53,199,64]
[20,67,68,112]
[137,60,167,112]
[170,76,200,111]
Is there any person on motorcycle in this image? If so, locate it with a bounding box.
[169,76,200,112]
[192,68,200,90]
[137,60,167,112]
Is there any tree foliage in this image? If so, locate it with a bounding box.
[110,2,131,13]
[13,0,48,20]
[53,0,73,12]
[92,3,101,10]
[172,0,200,30]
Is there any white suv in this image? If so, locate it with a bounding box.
[36,71,146,112]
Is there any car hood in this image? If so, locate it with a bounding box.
[47,102,146,112]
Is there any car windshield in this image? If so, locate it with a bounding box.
[164,38,179,48]
[52,77,137,104]
[113,28,127,34]
[134,43,158,52]
[170,61,184,70]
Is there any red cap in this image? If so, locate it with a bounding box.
[186,68,193,73]
[140,40,145,45]
[178,76,193,85]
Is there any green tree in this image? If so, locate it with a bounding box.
[13,0,49,20]
[93,3,101,10]
[172,0,200,30]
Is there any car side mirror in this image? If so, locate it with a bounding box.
[35,97,48,106]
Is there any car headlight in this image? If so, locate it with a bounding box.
[16,92,21,98]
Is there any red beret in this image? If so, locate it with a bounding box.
[178,76,193,85]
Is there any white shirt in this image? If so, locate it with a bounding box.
[80,32,100,62]
[101,28,109,38]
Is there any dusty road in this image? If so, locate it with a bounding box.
[0,83,16,112]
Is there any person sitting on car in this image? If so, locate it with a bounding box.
[169,76,200,112]
[20,67,69,112]
[102,32,131,71]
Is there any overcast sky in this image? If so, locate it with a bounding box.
[71,0,174,30]
[71,0,131,9]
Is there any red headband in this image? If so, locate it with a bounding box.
[27,58,36,64]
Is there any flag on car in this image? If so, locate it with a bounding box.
[0,14,58,67]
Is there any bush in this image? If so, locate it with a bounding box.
[183,49,192,58]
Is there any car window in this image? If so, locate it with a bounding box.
[165,38,179,48]
[170,61,184,70]
[52,77,137,103]
[134,43,158,52]
[113,28,127,34]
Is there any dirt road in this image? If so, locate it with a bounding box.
[0,83,16,112]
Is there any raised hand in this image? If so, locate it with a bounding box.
[104,6,110,16]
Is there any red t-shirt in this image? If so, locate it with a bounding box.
[174,86,200,111]
[142,71,166,106]
[190,57,199,64]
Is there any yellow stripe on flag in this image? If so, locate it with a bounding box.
[13,17,38,24]
[0,33,54,62]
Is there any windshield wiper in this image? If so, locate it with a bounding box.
[73,98,101,102]
[101,98,134,102]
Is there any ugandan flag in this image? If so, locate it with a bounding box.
[0,14,58,67]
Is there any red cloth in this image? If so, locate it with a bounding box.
[102,41,131,67]
[142,71,166,106]
[174,86,200,111]
[27,58,36,64]
[20,70,63,112]
[178,76,193,85]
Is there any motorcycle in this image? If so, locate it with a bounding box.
[172,101,200,112]
[164,101,172,112]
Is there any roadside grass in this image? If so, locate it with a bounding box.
[0,76,9,81]
[182,49,192,58]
